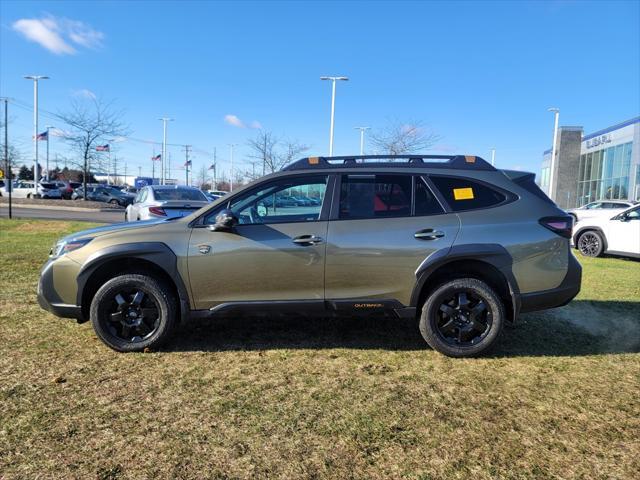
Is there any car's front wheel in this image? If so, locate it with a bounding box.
[577,230,604,257]
[419,278,505,357]
[90,274,177,352]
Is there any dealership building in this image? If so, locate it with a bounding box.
[540,116,639,209]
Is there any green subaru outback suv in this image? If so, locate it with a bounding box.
[38,155,581,357]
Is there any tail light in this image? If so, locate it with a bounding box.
[539,216,573,238]
[148,206,166,216]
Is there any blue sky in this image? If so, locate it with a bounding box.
[1,0,639,181]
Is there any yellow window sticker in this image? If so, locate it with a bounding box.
[453,187,474,200]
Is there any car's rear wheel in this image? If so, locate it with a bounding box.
[577,230,604,257]
[90,274,177,352]
[109,199,119,205]
[419,278,504,357]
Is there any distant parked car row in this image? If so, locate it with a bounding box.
[0,181,63,199]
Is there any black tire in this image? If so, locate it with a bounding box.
[109,199,119,205]
[419,278,505,358]
[577,230,604,257]
[90,274,177,352]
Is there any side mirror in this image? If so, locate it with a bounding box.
[209,209,237,232]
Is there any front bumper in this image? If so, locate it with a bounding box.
[37,259,85,321]
[519,251,582,313]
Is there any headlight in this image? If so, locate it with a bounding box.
[51,238,93,257]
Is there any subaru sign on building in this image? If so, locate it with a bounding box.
[540,117,639,208]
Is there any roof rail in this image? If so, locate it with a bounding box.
[281,155,496,172]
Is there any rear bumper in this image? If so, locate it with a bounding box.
[37,259,85,321]
[519,251,582,313]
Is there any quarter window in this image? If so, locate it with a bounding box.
[430,176,507,212]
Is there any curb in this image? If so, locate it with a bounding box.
[0,203,122,213]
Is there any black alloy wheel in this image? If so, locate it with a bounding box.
[419,278,505,357]
[435,290,492,347]
[90,274,176,352]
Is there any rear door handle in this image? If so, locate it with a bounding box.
[415,229,445,240]
[292,234,324,246]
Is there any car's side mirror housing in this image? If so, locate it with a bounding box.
[209,209,237,232]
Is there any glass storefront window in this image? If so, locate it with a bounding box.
[576,142,633,206]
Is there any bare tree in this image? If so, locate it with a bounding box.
[57,98,129,199]
[370,120,441,156]
[247,130,309,175]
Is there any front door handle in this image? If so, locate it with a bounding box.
[292,234,324,246]
[415,229,445,240]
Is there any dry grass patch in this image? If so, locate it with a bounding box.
[0,219,638,479]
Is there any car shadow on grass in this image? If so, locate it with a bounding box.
[168,300,640,357]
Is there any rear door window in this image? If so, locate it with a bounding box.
[430,176,507,212]
[415,176,445,216]
[339,174,412,219]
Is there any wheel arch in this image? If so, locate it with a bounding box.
[573,226,607,251]
[410,244,520,322]
[76,242,190,323]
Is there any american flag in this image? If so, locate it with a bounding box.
[36,131,48,141]
[96,144,110,152]
[184,160,192,167]
[151,154,161,161]
[208,163,216,170]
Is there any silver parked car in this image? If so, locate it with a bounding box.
[124,185,210,221]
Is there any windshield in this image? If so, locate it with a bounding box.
[154,189,207,201]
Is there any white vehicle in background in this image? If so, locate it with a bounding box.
[567,200,636,223]
[573,204,640,258]
[0,181,36,198]
[125,185,210,221]
[36,182,63,199]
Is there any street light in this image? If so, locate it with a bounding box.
[548,107,560,201]
[24,75,49,182]
[45,125,55,181]
[489,147,496,166]
[320,76,348,156]
[228,143,238,192]
[354,126,370,155]
[158,117,174,185]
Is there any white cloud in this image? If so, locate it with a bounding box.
[12,15,104,55]
[224,114,262,129]
[13,18,75,55]
[72,88,97,99]
[224,114,246,128]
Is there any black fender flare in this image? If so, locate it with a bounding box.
[409,243,521,320]
[76,242,191,320]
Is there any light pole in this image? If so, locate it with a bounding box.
[354,126,370,155]
[548,107,560,201]
[44,126,55,180]
[228,143,238,192]
[489,147,496,166]
[320,76,348,156]
[24,75,49,182]
[159,117,173,185]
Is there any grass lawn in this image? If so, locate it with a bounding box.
[0,219,638,479]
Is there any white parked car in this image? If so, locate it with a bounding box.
[0,181,36,198]
[573,204,640,258]
[36,181,63,199]
[125,185,210,221]
[567,200,636,222]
